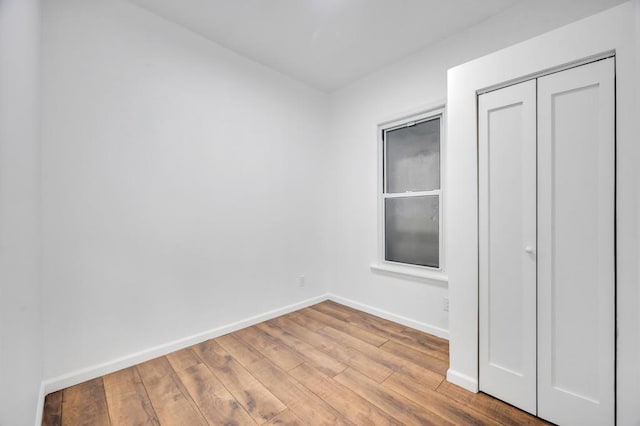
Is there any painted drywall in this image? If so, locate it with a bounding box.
[446,2,639,424]
[326,0,627,337]
[0,0,43,424]
[41,0,331,383]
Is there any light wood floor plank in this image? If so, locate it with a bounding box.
[383,372,501,425]
[321,300,371,319]
[380,339,449,376]
[308,301,353,321]
[235,325,304,371]
[61,378,110,426]
[335,367,452,426]
[321,301,408,336]
[271,315,393,382]
[314,301,449,360]
[263,409,304,426]
[268,315,331,346]
[258,321,347,377]
[324,306,449,361]
[436,380,549,425]
[382,330,449,361]
[42,391,62,426]
[289,363,399,425]
[245,358,350,425]
[193,339,286,423]
[165,347,201,372]
[170,361,257,425]
[135,357,207,426]
[103,367,159,425]
[215,333,264,367]
[284,311,326,331]
[318,325,444,389]
[399,326,449,353]
[301,307,389,347]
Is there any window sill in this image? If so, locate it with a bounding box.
[370,263,448,285]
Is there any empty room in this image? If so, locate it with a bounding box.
[1,0,639,425]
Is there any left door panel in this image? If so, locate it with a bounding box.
[478,79,538,415]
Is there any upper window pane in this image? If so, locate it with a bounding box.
[385,117,440,193]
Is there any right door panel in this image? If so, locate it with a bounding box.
[537,58,615,425]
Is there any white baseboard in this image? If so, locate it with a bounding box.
[327,293,449,340]
[446,368,478,392]
[40,293,329,395]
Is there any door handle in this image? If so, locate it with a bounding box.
[525,246,536,255]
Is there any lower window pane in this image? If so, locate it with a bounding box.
[385,195,439,268]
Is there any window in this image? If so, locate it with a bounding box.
[379,108,444,271]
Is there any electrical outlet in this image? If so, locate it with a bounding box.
[443,297,449,312]
[298,275,305,287]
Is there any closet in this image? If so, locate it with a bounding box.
[478,58,615,426]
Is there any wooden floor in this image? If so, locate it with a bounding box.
[42,301,549,425]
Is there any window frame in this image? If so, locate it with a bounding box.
[374,103,447,282]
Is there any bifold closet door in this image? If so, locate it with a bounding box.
[478,79,537,415]
[537,58,615,426]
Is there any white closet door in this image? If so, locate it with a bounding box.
[478,79,537,415]
[537,58,615,426]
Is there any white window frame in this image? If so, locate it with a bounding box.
[371,102,448,284]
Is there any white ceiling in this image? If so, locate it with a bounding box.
[130,0,523,92]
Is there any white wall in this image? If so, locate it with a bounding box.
[41,0,330,384]
[326,0,626,336]
[0,0,43,424]
[446,2,639,424]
